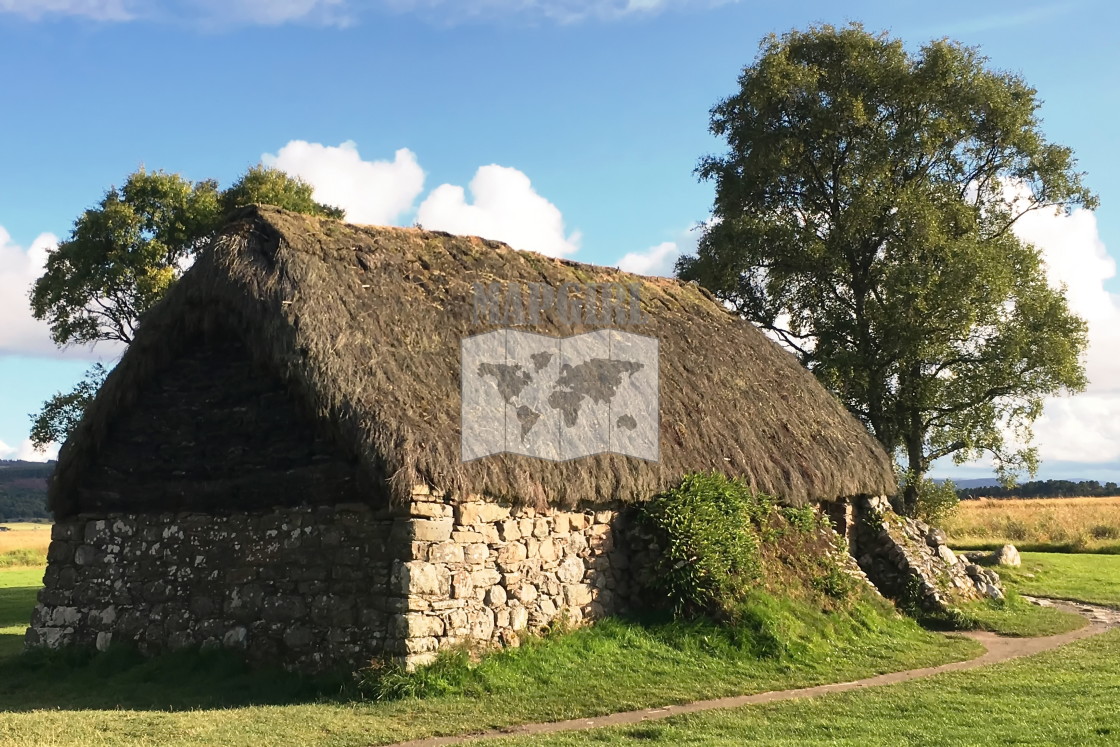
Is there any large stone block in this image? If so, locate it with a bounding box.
[397,561,452,597]
[456,503,511,526]
[557,557,585,584]
[393,612,445,638]
[497,543,528,570]
[410,519,454,543]
[563,583,593,607]
[428,542,465,564]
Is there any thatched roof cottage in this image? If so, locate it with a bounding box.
[29,205,896,671]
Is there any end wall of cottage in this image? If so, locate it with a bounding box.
[27,504,402,673]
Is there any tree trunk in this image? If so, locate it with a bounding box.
[900,363,925,517]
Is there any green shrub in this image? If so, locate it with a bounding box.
[897,470,960,526]
[637,473,772,619]
[780,506,817,532]
[813,557,857,600]
[1090,524,1120,540]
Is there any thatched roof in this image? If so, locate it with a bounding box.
[49,205,895,516]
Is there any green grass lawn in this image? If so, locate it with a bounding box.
[993,552,1120,608]
[0,567,42,660]
[0,563,981,746]
[0,547,1114,747]
[956,590,1086,637]
[479,628,1120,746]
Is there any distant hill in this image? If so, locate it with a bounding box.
[0,460,53,521]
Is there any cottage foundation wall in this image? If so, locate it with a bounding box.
[26,490,645,673]
[27,503,401,673]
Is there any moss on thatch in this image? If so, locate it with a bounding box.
[49,205,895,517]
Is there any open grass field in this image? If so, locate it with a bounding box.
[0,524,51,569]
[480,628,1120,746]
[944,496,1120,553]
[996,552,1120,609]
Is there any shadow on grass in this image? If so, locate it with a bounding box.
[0,580,348,712]
[0,585,38,629]
[0,643,351,712]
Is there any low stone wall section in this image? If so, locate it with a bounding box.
[393,487,639,668]
[27,504,399,673]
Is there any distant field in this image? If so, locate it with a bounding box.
[0,524,51,568]
[944,496,1120,553]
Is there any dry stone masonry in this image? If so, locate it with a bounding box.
[27,504,399,672]
[29,487,987,672]
[28,486,642,672]
[395,486,638,669]
[852,495,1003,612]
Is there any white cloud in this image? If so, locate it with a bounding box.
[263,141,425,226]
[0,0,132,20]
[417,165,580,257]
[0,227,62,358]
[0,439,55,462]
[617,242,679,276]
[939,201,1120,473]
[615,222,707,276]
[1021,205,1120,464]
[0,225,118,360]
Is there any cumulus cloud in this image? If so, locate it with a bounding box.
[0,227,63,358]
[417,165,580,257]
[263,141,426,226]
[615,222,707,276]
[1020,206,1120,465]
[0,225,121,360]
[617,242,680,276]
[0,439,59,462]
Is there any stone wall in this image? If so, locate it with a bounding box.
[27,487,642,673]
[392,487,638,669]
[27,503,400,673]
[852,495,1002,612]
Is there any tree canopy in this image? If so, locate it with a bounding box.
[28,165,340,450]
[678,24,1095,513]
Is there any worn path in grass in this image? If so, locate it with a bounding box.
[390,600,1120,747]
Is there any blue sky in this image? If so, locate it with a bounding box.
[1,0,1118,482]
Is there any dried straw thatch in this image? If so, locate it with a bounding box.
[49,205,894,516]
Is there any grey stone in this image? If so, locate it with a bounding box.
[995,544,1021,567]
[936,545,958,566]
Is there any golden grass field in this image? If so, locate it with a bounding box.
[944,495,1120,552]
[0,523,51,566]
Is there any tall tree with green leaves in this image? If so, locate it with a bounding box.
[677,25,1095,515]
[28,165,341,451]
